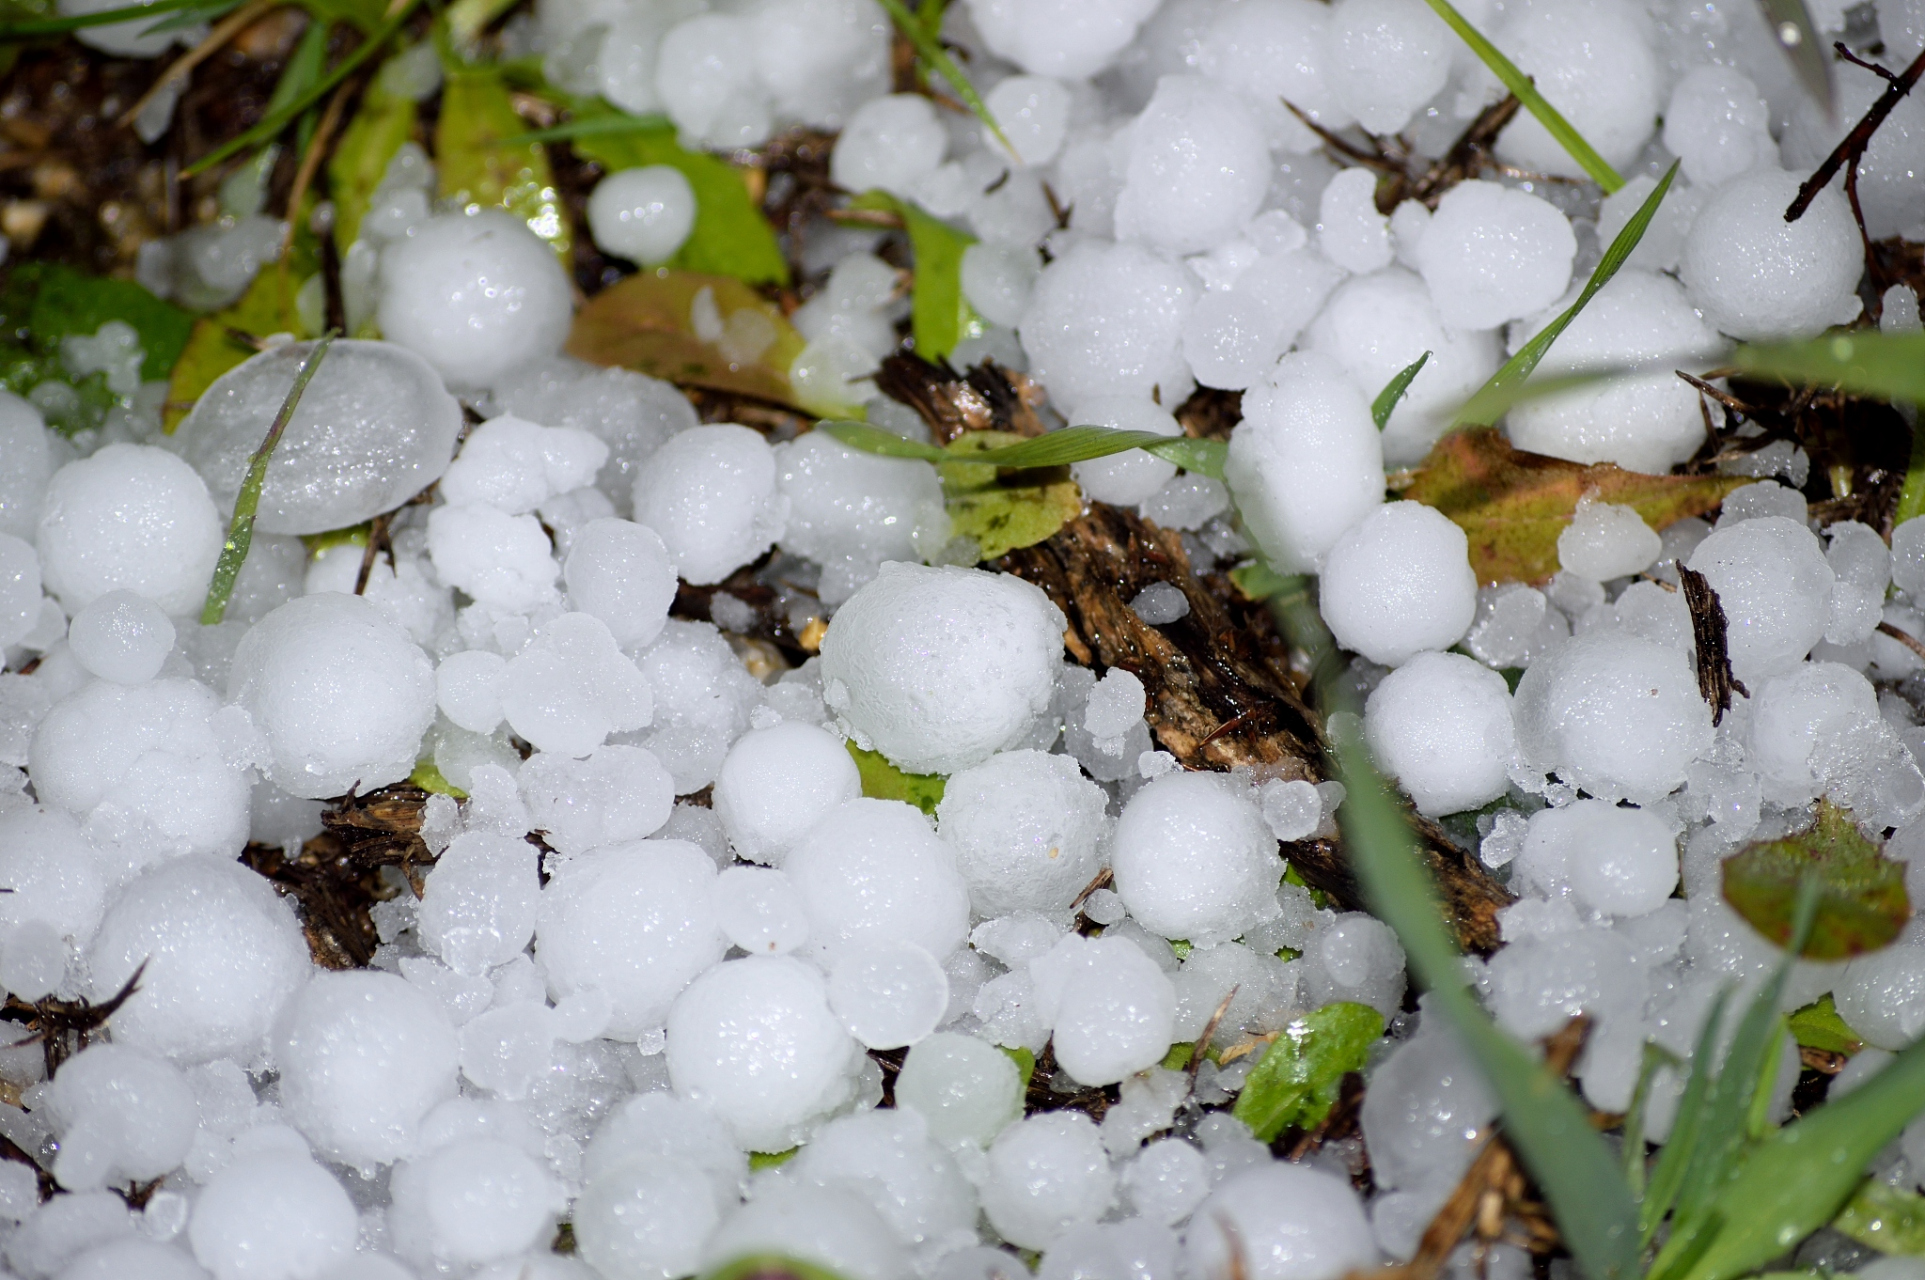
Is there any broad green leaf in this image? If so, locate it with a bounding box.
[1731,330,1925,407]
[567,270,811,407]
[845,740,945,815]
[703,1255,852,1280]
[1790,995,1865,1057]
[570,108,789,286]
[1453,161,1676,427]
[1230,1002,1383,1142]
[17,263,192,381]
[941,430,1083,560]
[409,758,467,798]
[436,65,570,259]
[747,1147,798,1170]
[1401,427,1749,583]
[1835,1177,1925,1254]
[847,190,980,360]
[1002,1045,1036,1092]
[1723,802,1910,960]
[1161,1043,1194,1071]
[327,68,416,252]
[818,420,1228,478]
[872,0,1013,157]
[1372,351,1431,430]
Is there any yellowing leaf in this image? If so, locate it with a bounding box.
[327,69,416,253]
[1401,428,1750,584]
[1231,1001,1383,1142]
[566,269,809,406]
[941,430,1082,561]
[1722,801,1910,961]
[436,65,568,259]
[845,740,945,815]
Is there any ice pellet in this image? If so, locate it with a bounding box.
[499,612,653,758]
[964,0,1161,78]
[36,444,223,616]
[980,1112,1115,1251]
[1182,1162,1378,1280]
[1555,500,1663,582]
[827,942,950,1050]
[937,750,1109,916]
[1365,651,1517,817]
[588,165,697,265]
[46,1043,197,1192]
[1489,0,1660,177]
[784,798,971,965]
[631,424,788,586]
[66,589,175,685]
[1416,181,1575,332]
[712,720,863,865]
[1680,168,1863,341]
[1114,77,1270,257]
[1111,771,1282,946]
[1319,501,1478,666]
[894,1030,1023,1148]
[1686,516,1834,686]
[188,1151,358,1280]
[1019,240,1195,413]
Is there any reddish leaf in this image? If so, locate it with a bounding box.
[1723,801,1910,961]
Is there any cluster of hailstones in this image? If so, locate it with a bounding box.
[9,0,1925,1277]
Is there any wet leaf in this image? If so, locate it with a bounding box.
[940,430,1083,561]
[1002,1045,1036,1092]
[845,740,945,816]
[1790,995,1865,1057]
[567,270,810,407]
[327,67,416,252]
[746,1147,798,1170]
[13,263,192,381]
[435,64,569,258]
[1835,1177,1925,1254]
[1372,351,1430,430]
[1401,427,1750,583]
[409,758,467,799]
[1230,1001,1383,1142]
[847,190,980,360]
[1722,801,1910,961]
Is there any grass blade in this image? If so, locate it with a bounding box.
[1640,988,1732,1244]
[872,0,1015,158]
[1759,0,1834,113]
[496,111,671,148]
[1899,420,1925,528]
[1622,1041,1682,1198]
[1729,330,1925,406]
[1372,351,1431,430]
[819,420,1230,477]
[1416,0,1625,191]
[137,0,242,36]
[848,190,980,359]
[201,333,336,625]
[0,0,211,38]
[1453,160,1678,427]
[818,420,948,462]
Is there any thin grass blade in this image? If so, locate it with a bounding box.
[1900,422,1925,528]
[1641,987,1733,1244]
[137,0,241,36]
[873,0,1015,157]
[818,421,950,462]
[1622,1041,1682,1198]
[1759,0,1834,114]
[820,419,1229,477]
[496,111,672,148]
[1372,351,1431,430]
[0,0,211,38]
[1729,330,1925,406]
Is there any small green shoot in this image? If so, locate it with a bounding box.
[200,333,336,626]
[845,740,945,815]
[1230,1002,1382,1142]
[1371,351,1431,430]
[818,420,1228,479]
[873,0,1016,159]
[1789,995,1864,1057]
[848,190,981,360]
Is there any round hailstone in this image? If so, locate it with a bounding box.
[703,1182,910,1280]
[1680,168,1863,341]
[61,1239,212,1280]
[188,1152,358,1280]
[789,1108,978,1249]
[1489,0,1660,176]
[631,424,787,586]
[175,340,461,535]
[574,1155,728,1280]
[827,943,950,1050]
[519,744,675,855]
[563,518,679,648]
[1018,239,1196,412]
[1196,0,1353,149]
[389,1137,565,1268]
[417,831,541,976]
[1685,516,1834,686]
[582,1090,747,1196]
[1554,499,1664,581]
[0,388,51,541]
[492,358,698,517]
[983,74,1072,166]
[426,504,561,612]
[1359,1023,1497,1192]
[1363,651,1517,817]
[437,649,506,734]
[894,1031,1023,1148]
[89,857,309,1065]
[1033,935,1178,1086]
[935,749,1110,916]
[1182,1163,1378,1280]
[773,432,945,604]
[1746,662,1879,799]
[35,443,223,616]
[227,593,437,800]
[1663,65,1774,188]
[376,210,573,390]
[711,720,863,865]
[961,242,1043,329]
[66,589,175,685]
[1324,0,1451,134]
[714,865,811,955]
[1317,168,1393,276]
[783,798,971,965]
[536,838,727,1041]
[588,166,697,265]
[1837,942,1925,1050]
[0,532,40,649]
[1066,397,1183,507]
[1511,799,1678,918]
[665,954,863,1153]
[829,93,947,198]
[276,971,460,1170]
[46,1043,197,1192]
[498,611,654,758]
[1181,240,1347,393]
[1416,180,1576,332]
[1113,76,1271,257]
[1318,501,1478,667]
[1110,771,1282,946]
[818,563,1065,775]
[980,1112,1116,1251]
[963,0,1160,79]
[438,414,607,516]
[0,807,106,954]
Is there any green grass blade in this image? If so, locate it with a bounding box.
[1416,0,1624,191]
[818,420,949,461]
[872,0,1015,158]
[1453,160,1678,427]
[201,334,336,625]
[820,420,1229,478]
[1371,351,1431,430]
[0,0,210,39]
[849,190,980,359]
[1641,987,1732,1245]
[1622,1041,1682,1198]
[496,110,671,148]
[137,0,241,36]
[1899,421,1925,528]
[1730,330,1925,405]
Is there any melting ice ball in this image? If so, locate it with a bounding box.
[588,165,698,265]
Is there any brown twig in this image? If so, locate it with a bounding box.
[118,0,280,129]
[1675,370,1755,417]
[1068,866,1113,912]
[1879,619,1925,662]
[1281,98,1398,173]
[352,511,391,596]
[1787,42,1925,222]
[1679,565,1747,724]
[1188,984,1240,1085]
[279,75,356,257]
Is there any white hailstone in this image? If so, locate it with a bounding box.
[829,94,946,198]
[1837,943,1925,1050]
[711,721,863,865]
[0,532,40,649]
[1685,517,1834,686]
[1489,0,1660,177]
[389,1135,565,1268]
[6,1190,137,1278]
[894,1031,1023,1148]
[1521,800,1678,917]
[1897,516,1925,602]
[980,1112,1115,1251]
[1364,651,1516,817]
[1259,779,1323,842]
[46,1043,196,1192]
[936,749,1109,916]
[666,955,863,1152]
[438,414,607,516]
[773,432,945,603]
[1745,661,1880,796]
[1196,0,1353,149]
[1512,631,1713,803]
[0,390,50,541]
[714,865,811,955]
[188,1152,358,1280]
[1063,398,1182,507]
[983,75,1071,166]
[35,444,222,616]
[1784,69,1925,240]
[301,542,450,648]
[1185,1163,1378,1280]
[584,1090,747,1196]
[493,358,699,515]
[1181,245,1346,393]
[437,649,507,734]
[961,243,1043,329]
[1224,352,1385,573]
[1033,934,1178,1086]
[793,252,898,362]
[1827,520,1891,646]
[0,807,105,955]
[818,563,1065,775]
[500,612,653,758]
[594,1,675,113]
[963,0,1160,78]
[588,166,697,265]
[1680,168,1863,341]
[1121,1139,1212,1225]
[1300,912,1407,1016]
[1358,1022,1496,1190]
[228,593,436,799]
[574,1155,730,1280]
[1319,501,1478,667]
[790,1108,977,1248]
[1111,771,1282,946]
[828,942,951,1049]
[1041,1221,1180,1280]
[1555,500,1663,581]
[654,15,770,150]
[563,518,678,648]
[1304,267,1501,468]
[89,857,308,1065]
[704,1182,909,1280]
[631,424,787,586]
[1596,173,1708,275]
[1324,0,1450,134]
[58,0,194,56]
[538,838,726,1039]
[276,971,461,1169]
[1416,181,1576,332]
[66,590,175,685]
[1019,239,1196,413]
[1663,65,1774,188]
[520,744,674,854]
[1114,76,1271,257]
[376,210,573,390]
[632,619,765,793]
[1505,269,1727,474]
[61,1239,211,1280]
[1317,168,1392,275]
[746,0,891,130]
[177,341,461,536]
[416,831,540,976]
[784,798,971,965]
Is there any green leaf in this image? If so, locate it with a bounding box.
[848,190,981,360]
[18,263,192,382]
[327,66,417,253]
[409,758,467,798]
[1835,1177,1925,1254]
[872,0,1014,158]
[163,269,313,434]
[1161,1042,1194,1071]
[436,65,570,259]
[702,1255,852,1280]
[1723,802,1911,961]
[0,0,213,39]
[940,430,1084,561]
[1453,161,1676,428]
[1372,351,1431,431]
[1731,331,1925,407]
[747,1147,798,1170]
[1899,421,1925,530]
[303,0,386,33]
[1416,0,1624,192]
[1002,1045,1036,1092]
[1790,995,1865,1058]
[818,420,1228,478]
[137,0,241,37]
[1230,1002,1384,1142]
[845,740,946,815]
[1228,560,1301,604]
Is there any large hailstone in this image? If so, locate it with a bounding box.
[1019,239,1196,413]
[936,749,1110,916]
[1110,771,1283,946]
[1489,0,1661,178]
[818,563,1066,775]
[1685,516,1834,686]
[35,443,223,616]
[175,340,462,536]
[1680,168,1862,341]
[631,424,788,586]
[963,0,1161,79]
[1364,651,1517,817]
[783,798,971,965]
[1113,76,1272,258]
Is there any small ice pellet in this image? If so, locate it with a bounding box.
[388,1132,565,1268]
[0,532,41,649]
[588,166,697,265]
[1837,942,1925,1050]
[1828,520,1892,646]
[499,612,654,758]
[59,1239,211,1280]
[1196,0,1353,150]
[1085,668,1147,741]
[66,589,175,685]
[520,744,674,854]
[188,1152,358,1280]
[773,432,944,604]
[1662,65,1774,188]
[417,831,541,976]
[980,1112,1115,1251]
[713,864,811,954]
[46,1042,197,1192]
[789,1108,978,1249]
[937,749,1110,917]
[582,1090,746,1197]
[960,243,1042,329]
[574,1156,727,1280]
[562,517,678,649]
[1113,76,1271,257]
[1317,168,1392,275]
[1032,934,1177,1086]
[631,424,787,586]
[0,389,50,542]
[1364,651,1517,817]
[712,720,863,865]
[1130,582,1190,625]
[1111,771,1282,946]
[1513,799,1678,917]
[1489,0,1661,177]
[829,93,947,199]
[1019,239,1195,413]
[827,942,950,1050]
[1182,1162,1378,1280]
[1121,1139,1212,1226]
[784,798,971,965]
[983,74,1072,165]
[427,503,560,612]
[438,413,607,516]
[1416,180,1576,331]
[436,649,507,735]
[1181,246,1346,393]
[653,14,770,150]
[1556,500,1663,582]
[964,0,1161,79]
[1067,398,1182,507]
[1686,516,1834,686]
[1318,501,1478,667]
[701,1181,909,1280]
[36,443,223,616]
[1324,0,1450,134]
[894,1030,1024,1148]
[1259,778,1323,842]
[1680,167,1863,341]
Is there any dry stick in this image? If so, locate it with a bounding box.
[1879,619,1925,662]
[1280,98,1399,172]
[117,0,278,130]
[1786,41,1925,221]
[1187,984,1240,1086]
[352,510,390,596]
[279,76,355,258]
